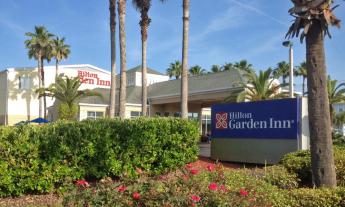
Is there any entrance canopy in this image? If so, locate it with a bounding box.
[148,70,245,116]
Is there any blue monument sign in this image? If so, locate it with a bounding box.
[211,98,301,139]
[210,98,309,164]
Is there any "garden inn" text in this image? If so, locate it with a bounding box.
[228,112,295,129]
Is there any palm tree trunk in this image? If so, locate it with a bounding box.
[37,58,42,118]
[141,37,148,116]
[55,59,59,80]
[109,0,117,118]
[118,0,127,120]
[181,0,190,119]
[40,58,47,119]
[140,12,150,117]
[306,20,336,187]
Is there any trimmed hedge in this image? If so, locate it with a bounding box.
[280,146,345,187]
[0,118,199,197]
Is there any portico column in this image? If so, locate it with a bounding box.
[198,106,203,135]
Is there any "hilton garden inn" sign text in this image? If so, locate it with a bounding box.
[212,99,301,139]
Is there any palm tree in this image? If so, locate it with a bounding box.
[211,65,222,73]
[189,65,206,76]
[222,63,235,71]
[286,0,340,187]
[36,76,102,120]
[25,26,54,119]
[234,60,254,74]
[273,61,289,84]
[327,76,345,124]
[166,61,182,79]
[109,0,117,118]
[234,69,285,102]
[118,0,127,119]
[52,37,70,79]
[295,61,307,96]
[181,0,190,119]
[132,0,166,116]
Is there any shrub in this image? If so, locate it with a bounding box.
[287,187,345,207]
[280,146,345,187]
[256,165,299,189]
[0,118,199,197]
[63,164,292,207]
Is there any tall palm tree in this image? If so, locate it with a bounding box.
[295,61,307,96]
[52,37,70,79]
[132,0,166,116]
[109,0,117,118]
[118,0,127,119]
[25,26,54,119]
[327,76,345,124]
[181,0,190,119]
[189,65,206,76]
[234,69,285,102]
[273,61,290,84]
[234,60,254,74]
[211,64,222,73]
[36,76,102,120]
[286,0,340,187]
[166,61,182,79]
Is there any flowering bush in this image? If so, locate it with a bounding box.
[63,162,292,207]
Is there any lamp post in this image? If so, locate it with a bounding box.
[283,41,294,98]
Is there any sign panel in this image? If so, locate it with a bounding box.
[211,98,301,139]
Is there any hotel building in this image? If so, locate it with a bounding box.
[1,64,248,134]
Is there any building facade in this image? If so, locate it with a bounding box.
[1,64,247,135]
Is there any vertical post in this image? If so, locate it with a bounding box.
[198,107,203,134]
[289,45,294,98]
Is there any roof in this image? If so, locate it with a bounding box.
[79,86,142,105]
[148,69,245,99]
[127,65,165,76]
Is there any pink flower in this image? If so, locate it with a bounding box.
[75,180,89,187]
[132,192,141,200]
[219,185,229,192]
[190,169,199,175]
[240,189,249,197]
[190,195,201,202]
[208,182,218,191]
[182,174,190,181]
[117,185,127,192]
[206,164,215,171]
[186,163,193,168]
[136,168,143,174]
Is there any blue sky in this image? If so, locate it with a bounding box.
[0,0,344,83]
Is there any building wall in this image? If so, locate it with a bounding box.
[79,105,107,120]
[125,105,142,119]
[6,69,40,125]
[135,72,169,86]
[0,71,8,124]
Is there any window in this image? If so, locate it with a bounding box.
[18,75,31,89]
[174,112,181,117]
[87,111,104,120]
[130,111,142,119]
[188,113,199,120]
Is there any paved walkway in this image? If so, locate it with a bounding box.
[199,142,211,158]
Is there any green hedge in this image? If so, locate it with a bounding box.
[280,146,345,187]
[0,118,199,197]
